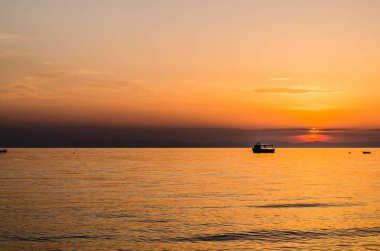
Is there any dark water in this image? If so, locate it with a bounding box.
[0,148,379,250]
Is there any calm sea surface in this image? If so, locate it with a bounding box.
[0,148,379,250]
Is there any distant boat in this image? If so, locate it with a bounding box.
[252,142,275,153]
[0,149,7,153]
[363,151,371,154]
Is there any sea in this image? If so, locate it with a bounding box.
[0,148,379,250]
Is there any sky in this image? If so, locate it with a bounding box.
[1,0,380,145]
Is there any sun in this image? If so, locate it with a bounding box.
[307,133,321,141]
[307,128,321,141]
[309,128,320,134]
[294,127,333,143]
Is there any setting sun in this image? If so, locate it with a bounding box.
[308,134,321,141]
[293,128,334,143]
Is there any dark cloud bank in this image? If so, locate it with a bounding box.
[1,124,380,147]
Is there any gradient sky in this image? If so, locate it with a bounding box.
[1,0,380,143]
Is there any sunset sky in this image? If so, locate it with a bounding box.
[1,0,380,145]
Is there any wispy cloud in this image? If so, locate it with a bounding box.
[81,80,149,94]
[0,69,146,101]
[9,69,113,84]
[269,77,296,81]
[254,87,329,94]
[70,69,114,76]
[0,33,19,40]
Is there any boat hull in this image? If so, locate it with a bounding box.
[252,148,275,153]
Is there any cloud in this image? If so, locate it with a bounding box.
[81,80,149,94]
[70,69,113,76]
[6,69,113,85]
[269,77,296,81]
[0,69,147,101]
[0,33,19,40]
[254,87,328,94]
[0,69,97,100]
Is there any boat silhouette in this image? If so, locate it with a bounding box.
[252,142,275,153]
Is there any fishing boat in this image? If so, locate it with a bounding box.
[252,142,275,153]
[363,151,371,154]
[0,149,7,153]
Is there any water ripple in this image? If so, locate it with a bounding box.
[172,227,380,243]
[254,202,362,208]
[96,213,135,219]
[1,227,379,244]
[1,234,118,242]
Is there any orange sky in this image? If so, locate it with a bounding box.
[1,0,380,133]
